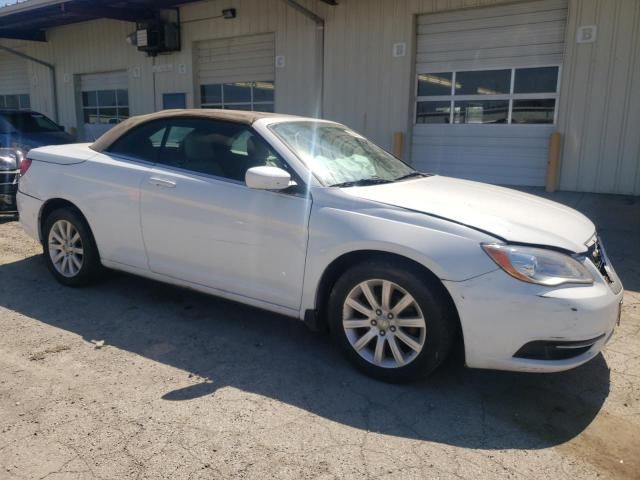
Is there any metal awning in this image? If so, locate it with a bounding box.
[0,0,339,42]
[0,0,201,41]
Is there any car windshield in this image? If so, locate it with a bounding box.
[1,111,61,133]
[270,121,417,187]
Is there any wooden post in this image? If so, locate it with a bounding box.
[392,131,405,160]
[545,132,561,192]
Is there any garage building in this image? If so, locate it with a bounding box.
[0,0,639,195]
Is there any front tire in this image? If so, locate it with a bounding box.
[328,260,456,383]
[43,208,102,286]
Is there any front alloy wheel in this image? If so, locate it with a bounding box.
[329,260,456,382]
[343,279,427,368]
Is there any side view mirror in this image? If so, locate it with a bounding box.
[245,166,292,191]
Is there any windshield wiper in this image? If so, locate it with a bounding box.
[394,172,427,181]
[330,177,393,188]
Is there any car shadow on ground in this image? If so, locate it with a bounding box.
[0,253,612,451]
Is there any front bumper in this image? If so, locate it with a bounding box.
[0,169,19,213]
[444,257,623,373]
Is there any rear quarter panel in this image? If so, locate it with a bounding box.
[20,146,151,270]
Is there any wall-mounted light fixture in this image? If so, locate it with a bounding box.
[222,8,237,19]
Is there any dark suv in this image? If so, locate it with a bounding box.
[0,110,73,213]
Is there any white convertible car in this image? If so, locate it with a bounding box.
[17,110,623,382]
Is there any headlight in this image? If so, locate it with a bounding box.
[481,243,593,286]
[0,148,24,171]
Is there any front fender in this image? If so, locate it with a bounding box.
[300,202,498,315]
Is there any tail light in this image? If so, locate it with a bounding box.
[19,158,33,176]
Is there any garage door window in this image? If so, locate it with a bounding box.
[200,81,274,112]
[81,89,129,125]
[416,66,559,125]
[0,94,30,110]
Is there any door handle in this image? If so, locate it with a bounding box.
[148,177,176,188]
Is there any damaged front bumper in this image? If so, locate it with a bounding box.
[444,257,624,373]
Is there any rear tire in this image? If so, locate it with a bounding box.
[328,259,456,383]
[43,208,102,287]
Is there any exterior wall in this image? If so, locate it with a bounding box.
[557,0,640,195]
[0,0,638,194]
[319,0,517,152]
[0,51,29,95]
[9,0,320,130]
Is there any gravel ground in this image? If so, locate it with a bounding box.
[0,190,639,480]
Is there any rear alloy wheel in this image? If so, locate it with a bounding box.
[48,219,84,278]
[328,260,456,382]
[43,208,102,286]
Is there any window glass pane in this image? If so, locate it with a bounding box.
[202,105,223,110]
[82,91,98,107]
[230,130,251,155]
[83,108,98,124]
[3,111,59,132]
[117,107,129,120]
[117,89,129,106]
[151,118,289,182]
[5,95,18,109]
[0,97,4,108]
[455,70,511,95]
[19,95,30,109]
[31,113,60,131]
[165,126,195,148]
[416,101,451,124]
[271,122,414,187]
[453,100,509,124]
[107,120,168,161]
[201,84,222,104]
[417,73,453,96]
[511,99,556,124]
[162,93,186,109]
[149,128,166,147]
[223,83,252,103]
[97,90,117,107]
[514,67,559,94]
[258,103,274,113]
[98,107,118,124]
[253,81,275,102]
[225,103,252,111]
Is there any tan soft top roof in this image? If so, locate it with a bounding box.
[90,109,298,152]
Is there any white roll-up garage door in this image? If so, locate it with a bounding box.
[0,53,30,110]
[412,0,568,186]
[79,70,129,141]
[196,33,275,112]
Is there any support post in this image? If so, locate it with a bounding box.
[545,132,562,192]
[392,132,405,160]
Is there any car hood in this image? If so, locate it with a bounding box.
[342,175,595,253]
[1,131,74,149]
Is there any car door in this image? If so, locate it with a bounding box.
[139,117,311,311]
[89,119,169,270]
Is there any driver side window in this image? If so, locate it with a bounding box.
[154,118,289,182]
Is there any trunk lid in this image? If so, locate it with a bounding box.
[27,143,96,165]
